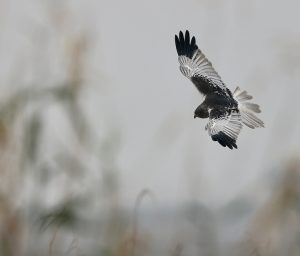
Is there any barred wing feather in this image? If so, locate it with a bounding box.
[233,87,264,129]
[175,30,227,94]
[205,109,243,149]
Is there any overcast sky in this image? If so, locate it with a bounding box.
[1,0,300,208]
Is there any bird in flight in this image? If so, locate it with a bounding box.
[175,30,264,149]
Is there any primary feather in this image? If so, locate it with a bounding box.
[175,30,228,95]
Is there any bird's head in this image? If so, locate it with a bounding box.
[194,105,202,119]
[194,105,209,119]
[194,108,201,119]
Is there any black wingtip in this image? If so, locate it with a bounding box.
[212,132,238,150]
[175,30,198,58]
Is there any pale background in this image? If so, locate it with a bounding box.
[1,0,300,255]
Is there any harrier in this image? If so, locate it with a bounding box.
[175,30,264,149]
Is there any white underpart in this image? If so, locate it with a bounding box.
[233,87,264,129]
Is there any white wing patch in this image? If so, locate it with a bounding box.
[178,49,227,91]
[206,110,242,141]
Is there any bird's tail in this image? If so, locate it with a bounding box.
[233,87,264,129]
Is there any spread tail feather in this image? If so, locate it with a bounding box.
[233,87,264,129]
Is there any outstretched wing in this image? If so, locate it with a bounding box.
[205,108,243,149]
[175,30,228,95]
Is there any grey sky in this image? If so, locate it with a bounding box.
[1,0,300,208]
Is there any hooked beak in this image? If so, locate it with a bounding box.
[194,114,197,119]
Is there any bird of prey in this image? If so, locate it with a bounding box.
[175,30,264,149]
